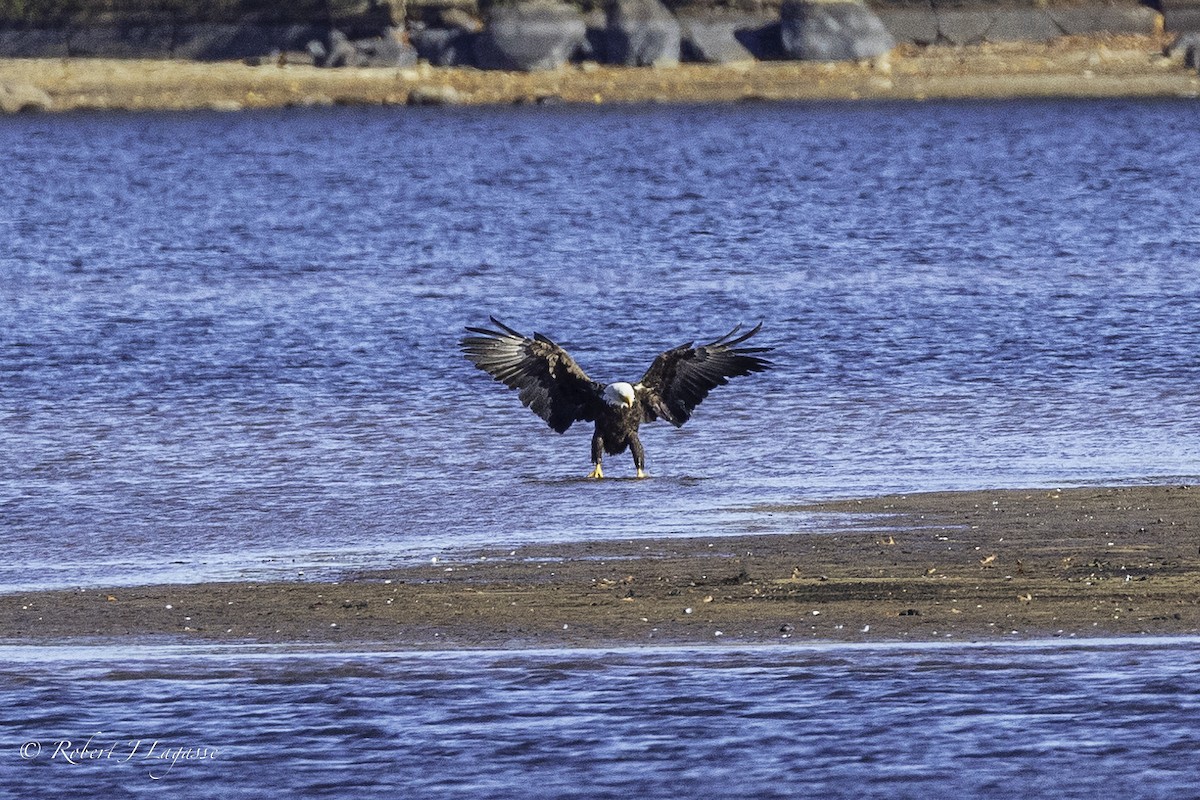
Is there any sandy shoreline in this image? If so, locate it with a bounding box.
[1,34,1198,111]
[3,484,1198,649]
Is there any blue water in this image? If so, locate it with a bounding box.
[3,100,1200,590]
[4,638,1200,798]
[3,99,1200,795]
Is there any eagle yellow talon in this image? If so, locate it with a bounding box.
[587,464,604,479]
[636,469,646,479]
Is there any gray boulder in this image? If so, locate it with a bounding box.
[874,6,939,46]
[323,30,368,67]
[67,24,174,58]
[475,1,586,71]
[735,21,787,60]
[579,9,607,61]
[1163,0,1200,33]
[306,38,329,62]
[678,13,760,64]
[439,8,484,33]
[0,28,69,58]
[355,27,419,66]
[175,24,320,61]
[410,25,474,66]
[606,0,681,67]
[1047,5,1159,36]
[986,9,1062,42]
[933,10,992,46]
[780,0,895,61]
[1171,31,1200,69]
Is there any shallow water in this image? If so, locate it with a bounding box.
[3,100,1200,590]
[5,638,1200,797]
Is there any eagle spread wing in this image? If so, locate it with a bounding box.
[460,317,603,433]
[636,323,773,427]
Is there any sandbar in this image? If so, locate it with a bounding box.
[3,484,1198,649]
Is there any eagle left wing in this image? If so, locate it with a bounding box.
[636,323,773,427]
[461,317,603,433]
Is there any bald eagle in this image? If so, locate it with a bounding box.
[460,318,773,478]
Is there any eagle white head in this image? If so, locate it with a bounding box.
[604,382,636,409]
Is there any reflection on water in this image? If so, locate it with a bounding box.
[5,638,1200,797]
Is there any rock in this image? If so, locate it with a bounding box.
[0,28,69,58]
[67,24,174,58]
[873,4,1150,46]
[407,85,462,105]
[780,0,895,61]
[875,6,939,46]
[605,0,681,67]
[734,20,787,60]
[1047,5,1160,37]
[580,8,607,61]
[323,29,368,67]
[1162,0,1200,33]
[410,25,474,66]
[0,82,52,113]
[474,1,586,71]
[174,23,320,61]
[439,8,484,33]
[933,9,992,46]
[355,26,418,67]
[1170,31,1200,68]
[306,39,328,62]
[986,9,1062,42]
[678,13,760,64]
[306,27,419,68]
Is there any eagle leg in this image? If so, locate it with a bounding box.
[589,431,605,479]
[630,433,647,479]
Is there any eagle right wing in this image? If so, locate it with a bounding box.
[460,317,603,433]
[636,322,773,427]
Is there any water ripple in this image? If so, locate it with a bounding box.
[3,638,1200,797]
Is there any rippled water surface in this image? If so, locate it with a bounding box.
[6,639,1200,797]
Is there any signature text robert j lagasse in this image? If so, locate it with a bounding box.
[20,732,218,779]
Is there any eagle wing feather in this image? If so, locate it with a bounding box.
[636,322,773,427]
[460,317,603,433]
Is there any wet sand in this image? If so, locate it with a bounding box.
[1,33,1198,111]
[3,485,1198,648]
